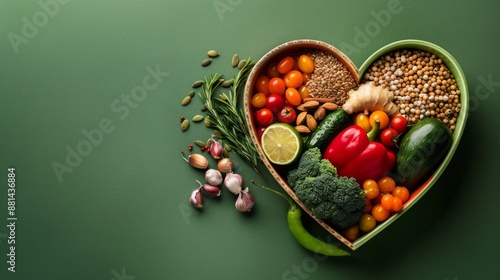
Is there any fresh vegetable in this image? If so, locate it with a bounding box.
[297,54,315,74]
[235,188,254,212]
[255,108,275,126]
[354,113,371,133]
[285,88,302,106]
[380,127,399,148]
[342,83,399,116]
[198,59,262,177]
[277,105,297,124]
[286,147,327,189]
[224,172,244,194]
[396,117,453,190]
[268,77,286,95]
[369,110,390,129]
[251,180,350,256]
[181,152,209,169]
[205,169,223,186]
[287,148,366,230]
[358,214,376,232]
[323,121,393,184]
[390,115,408,133]
[305,109,352,151]
[283,70,304,88]
[265,93,285,114]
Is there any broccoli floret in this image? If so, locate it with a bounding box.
[287,148,323,189]
[291,156,365,230]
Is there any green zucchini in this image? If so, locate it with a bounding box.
[396,117,453,191]
[305,110,352,151]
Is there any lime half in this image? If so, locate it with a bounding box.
[261,123,303,165]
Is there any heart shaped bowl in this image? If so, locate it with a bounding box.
[243,39,468,250]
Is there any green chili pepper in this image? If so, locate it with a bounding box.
[251,180,350,257]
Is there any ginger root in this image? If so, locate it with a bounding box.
[342,83,399,116]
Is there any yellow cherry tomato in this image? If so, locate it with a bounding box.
[369,110,390,129]
[298,54,315,74]
[355,113,372,132]
[251,92,267,108]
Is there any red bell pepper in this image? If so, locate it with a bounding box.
[323,121,394,184]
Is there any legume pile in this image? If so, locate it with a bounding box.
[305,50,357,105]
[362,49,461,132]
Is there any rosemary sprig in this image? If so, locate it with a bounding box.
[198,58,263,177]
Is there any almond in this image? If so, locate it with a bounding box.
[306,114,317,131]
[322,102,339,111]
[296,111,308,125]
[295,125,311,134]
[302,100,320,110]
[313,106,326,121]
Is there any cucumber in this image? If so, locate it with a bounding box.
[396,117,453,191]
[305,110,352,151]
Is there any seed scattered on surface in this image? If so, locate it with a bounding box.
[224,143,231,152]
[207,50,219,58]
[181,119,190,131]
[204,116,211,127]
[192,115,204,122]
[192,80,204,88]
[231,54,239,67]
[221,79,234,88]
[188,90,195,98]
[223,149,230,158]
[181,96,192,106]
[200,104,207,111]
[237,59,247,70]
[206,138,213,148]
[213,130,224,139]
[201,58,212,67]
[194,140,206,148]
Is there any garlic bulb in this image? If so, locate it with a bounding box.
[235,188,254,212]
[224,172,243,195]
[205,169,222,186]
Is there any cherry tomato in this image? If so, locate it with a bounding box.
[285,88,302,107]
[355,113,372,133]
[303,73,312,83]
[380,128,399,147]
[251,92,267,108]
[255,75,270,96]
[378,176,396,193]
[277,105,297,124]
[358,214,377,232]
[364,198,373,214]
[265,93,285,114]
[371,204,390,222]
[283,70,304,88]
[391,196,403,212]
[343,225,359,241]
[369,110,389,129]
[298,54,315,74]
[381,193,394,211]
[277,56,295,74]
[364,186,380,200]
[255,108,275,126]
[298,85,309,100]
[266,61,281,78]
[268,77,286,95]
[392,186,410,203]
[390,115,408,133]
[256,126,267,140]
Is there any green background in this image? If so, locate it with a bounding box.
[1,0,499,279]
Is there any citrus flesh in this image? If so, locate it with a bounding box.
[261,123,303,165]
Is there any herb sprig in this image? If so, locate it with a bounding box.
[198,58,262,177]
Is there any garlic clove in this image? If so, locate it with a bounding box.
[217,157,234,173]
[181,152,209,169]
[189,188,203,208]
[210,138,223,160]
[224,172,243,195]
[205,169,223,186]
[235,188,254,212]
[201,184,221,198]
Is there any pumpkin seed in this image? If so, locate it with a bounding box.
[201,58,212,67]
[207,50,219,58]
[200,104,207,111]
[188,90,195,98]
[181,96,191,106]
[213,130,225,139]
[192,80,204,88]
[221,79,234,88]
[206,138,213,148]
[237,59,247,70]
[204,116,211,127]
[231,54,239,67]
[223,149,229,158]
[181,119,190,131]
[194,140,206,148]
[224,143,231,152]
[192,115,204,122]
